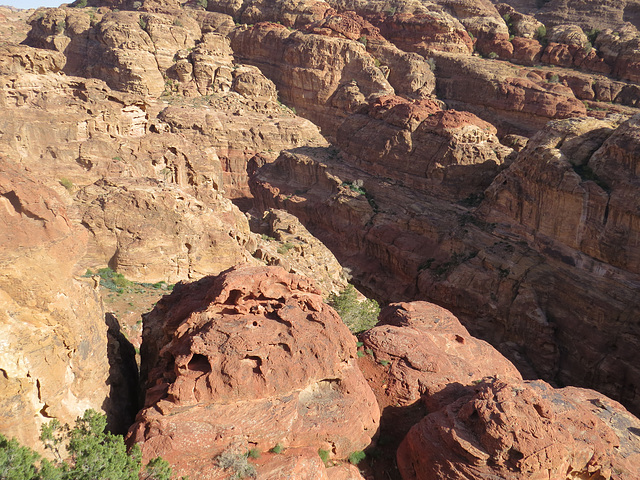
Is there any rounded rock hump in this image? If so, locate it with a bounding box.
[129,265,379,479]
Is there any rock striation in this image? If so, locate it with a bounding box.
[128,266,379,479]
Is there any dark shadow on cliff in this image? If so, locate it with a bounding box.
[363,382,472,480]
[103,312,139,435]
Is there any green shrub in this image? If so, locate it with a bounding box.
[96,267,132,292]
[536,25,546,39]
[55,20,66,34]
[487,51,498,59]
[277,242,294,255]
[59,178,73,192]
[328,284,380,334]
[133,1,142,9]
[197,0,208,8]
[139,17,147,30]
[0,410,171,480]
[348,450,366,465]
[357,35,367,47]
[72,0,87,7]
[318,449,330,465]
[247,448,260,459]
[270,443,284,454]
[548,74,559,83]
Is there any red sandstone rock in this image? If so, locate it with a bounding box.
[397,377,640,480]
[363,302,522,410]
[128,266,379,479]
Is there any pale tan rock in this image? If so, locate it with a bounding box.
[0,161,113,451]
[77,178,255,283]
[252,208,349,296]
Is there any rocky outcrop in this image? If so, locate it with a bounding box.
[336,95,512,198]
[128,266,379,479]
[398,377,640,480]
[77,178,255,282]
[251,114,640,416]
[433,51,588,135]
[357,301,640,480]
[363,302,522,409]
[0,162,116,450]
[230,22,394,136]
[250,209,349,296]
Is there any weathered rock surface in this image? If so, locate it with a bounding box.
[0,161,115,450]
[397,377,640,480]
[250,208,349,296]
[336,95,512,198]
[128,266,379,479]
[251,114,640,416]
[230,22,394,135]
[363,302,522,409]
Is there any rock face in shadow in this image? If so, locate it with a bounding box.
[251,112,640,416]
[128,266,379,479]
[0,161,118,449]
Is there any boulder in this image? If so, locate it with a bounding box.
[128,266,379,479]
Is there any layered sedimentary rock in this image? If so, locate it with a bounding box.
[251,112,640,415]
[0,162,114,449]
[230,21,394,135]
[128,266,379,479]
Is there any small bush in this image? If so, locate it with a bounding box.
[270,443,284,454]
[487,51,498,59]
[197,0,208,8]
[548,74,559,83]
[378,359,390,366]
[97,267,132,292]
[247,448,260,459]
[348,450,366,465]
[318,449,330,465]
[536,25,546,39]
[584,41,593,54]
[55,20,66,34]
[217,450,256,478]
[139,17,147,30]
[173,18,183,27]
[277,242,295,255]
[59,177,73,192]
[426,57,436,71]
[328,284,380,334]
[133,1,142,9]
[385,6,396,16]
[72,0,87,7]
[357,35,368,47]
